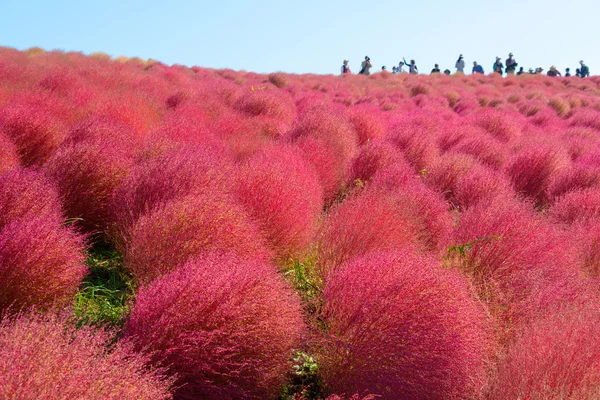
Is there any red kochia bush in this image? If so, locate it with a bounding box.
[0,168,64,228]
[348,140,405,184]
[44,139,134,233]
[488,305,600,400]
[124,194,272,284]
[0,311,173,399]
[0,101,67,167]
[287,105,358,203]
[110,145,232,243]
[317,184,452,278]
[0,133,19,172]
[449,198,587,330]
[505,145,569,205]
[547,187,600,226]
[0,217,87,311]
[233,144,323,260]
[319,250,489,400]
[347,104,386,145]
[124,253,304,399]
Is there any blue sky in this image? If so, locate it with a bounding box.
[1,0,597,75]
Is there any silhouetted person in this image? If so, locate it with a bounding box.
[493,57,504,75]
[443,69,451,75]
[472,61,484,74]
[431,64,441,74]
[565,68,571,77]
[341,59,351,74]
[359,56,372,75]
[576,68,582,77]
[547,66,562,77]
[397,61,406,73]
[455,54,465,74]
[392,66,398,74]
[382,66,387,72]
[580,60,590,77]
[404,58,418,74]
[516,67,525,75]
[505,52,518,75]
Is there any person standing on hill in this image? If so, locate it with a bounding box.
[341,60,352,74]
[580,60,590,77]
[431,64,441,74]
[516,67,525,75]
[397,61,406,73]
[455,54,465,74]
[505,53,518,75]
[359,56,372,75]
[493,57,504,75]
[565,68,571,77]
[547,66,562,77]
[404,58,418,74]
[472,61,484,74]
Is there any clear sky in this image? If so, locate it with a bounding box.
[1,0,597,75]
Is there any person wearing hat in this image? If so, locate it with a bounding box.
[455,54,465,74]
[547,66,562,77]
[505,53,518,75]
[359,56,372,75]
[493,57,504,75]
[580,60,590,78]
[341,59,351,74]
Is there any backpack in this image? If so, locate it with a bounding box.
[582,65,590,77]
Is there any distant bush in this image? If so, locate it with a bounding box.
[0,310,173,399]
[268,72,289,88]
[318,250,490,399]
[124,252,303,399]
[348,140,404,184]
[124,193,272,284]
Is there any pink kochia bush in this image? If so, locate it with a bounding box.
[287,105,358,203]
[124,252,304,399]
[43,139,134,233]
[318,250,490,399]
[0,133,19,172]
[233,144,323,260]
[110,144,231,243]
[124,193,271,284]
[488,304,600,399]
[0,217,87,311]
[0,310,173,399]
[317,181,452,279]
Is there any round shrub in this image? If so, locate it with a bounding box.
[124,252,304,399]
[0,310,173,399]
[317,184,452,279]
[318,250,490,399]
[233,144,323,261]
[548,187,600,226]
[124,193,272,284]
[0,168,64,228]
[0,217,87,311]
[0,133,19,172]
[44,139,134,233]
[110,144,232,244]
[488,304,600,400]
[348,140,405,184]
[347,104,386,145]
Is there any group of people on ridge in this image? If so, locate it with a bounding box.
[341,54,591,78]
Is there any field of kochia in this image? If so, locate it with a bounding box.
[1,46,600,399]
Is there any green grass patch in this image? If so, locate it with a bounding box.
[74,242,135,328]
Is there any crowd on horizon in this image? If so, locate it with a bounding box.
[340,53,591,78]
